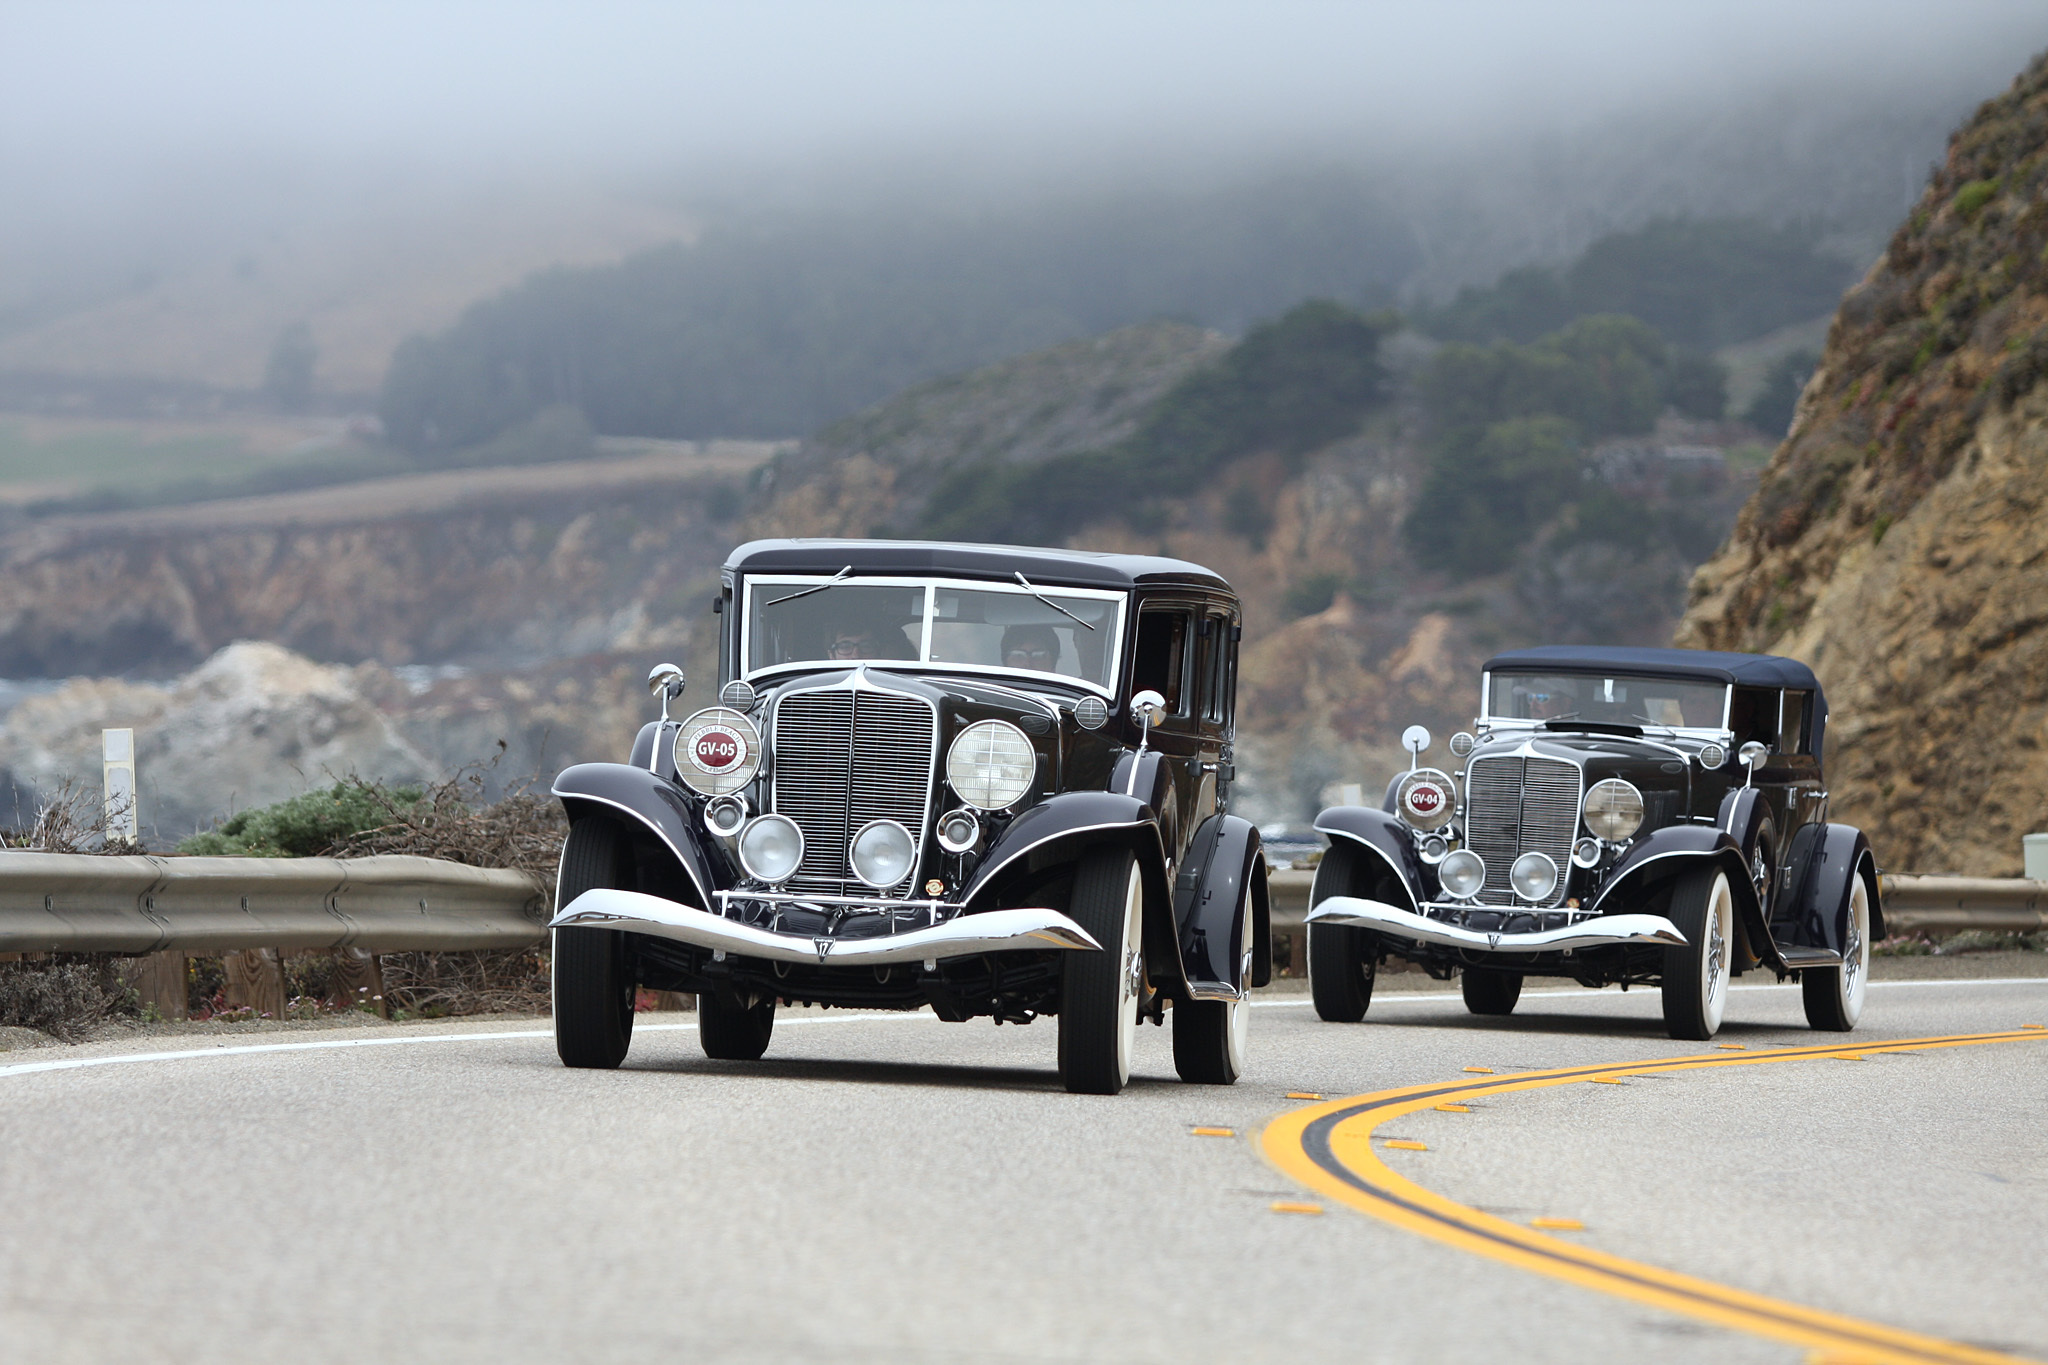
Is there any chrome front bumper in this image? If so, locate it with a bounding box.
[1305,896,1687,954]
[549,889,1102,965]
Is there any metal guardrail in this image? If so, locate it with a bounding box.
[0,852,549,954]
[1264,866,2048,936]
[0,855,2032,954]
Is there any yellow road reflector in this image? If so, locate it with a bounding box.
[2023,1024,2045,1031]
[1435,1103,1471,1113]
[1462,1066,1494,1074]
[1191,1126,1236,1137]
[1285,1092,1324,1100]
[1271,1201,1324,1215]
[1715,1043,1747,1050]
[1383,1139,1428,1151]
[1832,1053,1864,1062]
[1591,1075,1624,1084]
[1530,1217,1584,1231]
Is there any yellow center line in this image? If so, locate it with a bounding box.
[1261,1029,2048,1365]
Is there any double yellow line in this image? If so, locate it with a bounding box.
[1262,1030,2048,1365]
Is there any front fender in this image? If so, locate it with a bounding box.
[1177,814,1269,992]
[1785,823,1884,948]
[553,762,721,911]
[1313,806,1423,914]
[1589,824,1770,965]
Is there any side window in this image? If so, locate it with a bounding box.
[1201,613,1235,726]
[1780,691,1812,755]
[1132,609,1192,717]
[1728,687,1781,750]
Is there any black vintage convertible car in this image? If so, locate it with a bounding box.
[546,539,1271,1092]
[1306,646,1881,1039]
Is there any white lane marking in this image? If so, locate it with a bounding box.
[0,1011,935,1079]
[1250,975,2048,1008]
[0,977,2036,1079]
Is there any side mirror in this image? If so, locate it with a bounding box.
[1401,725,1432,771]
[1738,740,1768,788]
[1129,689,1167,728]
[647,663,686,720]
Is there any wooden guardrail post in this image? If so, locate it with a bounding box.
[329,946,388,1018]
[224,947,287,1017]
[124,949,188,1020]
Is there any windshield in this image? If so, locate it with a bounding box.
[1486,672,1728,729]
[744,575,1125,691]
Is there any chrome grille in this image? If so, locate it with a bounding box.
[1462,754,1580,908]
[770,684,936,898]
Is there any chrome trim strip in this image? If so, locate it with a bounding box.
[547,787,714,913]
[716,889,959,911]
[1310,819,1421,914]
[1186,979,1245,1002]
[1585,846,1739,916]
[960,817,1152,903]
[1305,895,1688,953]
[550,889,1101,965]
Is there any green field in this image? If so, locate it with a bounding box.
[0,415,399,509]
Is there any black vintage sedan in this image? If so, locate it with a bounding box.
[1306,646,1881,1039]
[546,539,1271,1093]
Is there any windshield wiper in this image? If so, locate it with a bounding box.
[1014,571,1094,630]
[765,565,852,606]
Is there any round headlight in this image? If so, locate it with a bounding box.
[946,719,1035,810]
[1396,768,1456,830]
[936,808,981,854]
[850,819,918,889]
[1582,778,1645,842]
[737,814,804,884]
[674,707,762,796]
[1511,851,1559,902]
[1439,849,1486,900]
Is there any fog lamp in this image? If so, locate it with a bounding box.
[738,814,804,884]
[850,819,917,889]
[1511,851,1559,902]
[1438,849,1486,900]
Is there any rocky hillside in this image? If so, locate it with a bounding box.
[0,444,769,679]
[1679,52,2048,876]
[752,315,1760,828]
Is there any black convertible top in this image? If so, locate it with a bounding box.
[1483,645,1821,694]
[725,538,1232,593]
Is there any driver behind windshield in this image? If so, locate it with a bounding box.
[824,612,917,661]
[1000,624,1061,673]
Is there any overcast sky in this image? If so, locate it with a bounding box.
[4,0,2043,177]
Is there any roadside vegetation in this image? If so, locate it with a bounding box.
[0,766,567,1040]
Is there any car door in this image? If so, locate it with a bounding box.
[1129,599,1203,859]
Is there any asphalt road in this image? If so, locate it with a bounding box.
[1,973,2043,1364]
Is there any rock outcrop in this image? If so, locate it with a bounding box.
[1678,52,2048,875]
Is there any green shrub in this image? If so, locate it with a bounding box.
[1953,178,2001,221]
[178,782,424,858]
[1283,573,1349,619]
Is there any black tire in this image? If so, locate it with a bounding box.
[699,991,776,1060]
[552,818,636,1069]
[1662,865,1734,1041]
[1803,869,1871,1032]
[1059,846,1145,1095]
[1461,967,1523,1016]
[1307,846,1377,1022]
[1174,879,1251,1085]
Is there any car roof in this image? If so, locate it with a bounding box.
[1482,645,1821,693]
[724,538,1233,593]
